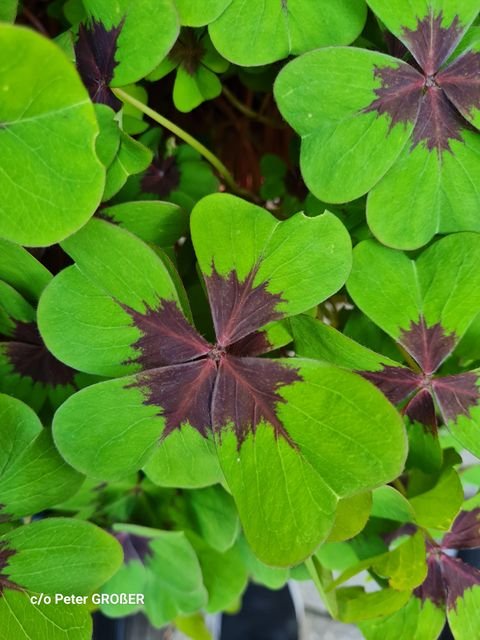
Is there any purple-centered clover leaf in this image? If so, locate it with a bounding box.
[45,204,406,566]
[275,4,480,250]
[125,268,300,446]
[75,19,125,111]
[366,11,479,153]
[414,510,480,612]
[115,531,152,564]
[345,236,480,446]
[357,318,480,435]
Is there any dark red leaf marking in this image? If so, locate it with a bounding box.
[115,531,151,564]
[365,11,478,152]
[444,509,480,550]
[402,14,462,75]
[3,321,76,387]
[415,541,480,609]
[412,85,466,151]
[399,318,456,375]
[357,317,478,430]
[132,360,217,438]
[412,512,480,608]
[383,32,410,61]
[404,387,437,432]
[212,356,300,446]
[437,49,480,122]
[359,365,421,405]
[123,300,211,369]
[0,541,20,595]
[141,156,181,198]
[414,550,445,606]
[124,269,302,447]
[441,554,480,610]
[364,63,423,128]
[432,373,480,423]
[75,19,124,112]
[227,331,274,357]
[205,269,284,346]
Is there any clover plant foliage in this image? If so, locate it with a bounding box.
[80,0,179,86]
[360,509,480,639]
[275,0,480,249]
[0,518,122,640]
[4,2,480,638]
[209,0,368,66]
[0,1,17,22]
[175,0,231,28]
[293,232,480,458]
[37,194,407,565]
[148,29,229,113]
[0,239,91,412]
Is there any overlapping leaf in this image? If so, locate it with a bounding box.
[40,194,406,564]
[79,0,179,88]
[0,239,51,303]
[102,525,208,625]
[293,233,480,458]
[275,0,480,249]
[0,245,85,411]
[0,25,104,246]
[209,0,367,66]
[138,143,220,211]
[0,394,83,520]
[99,201,188,247]
[175,0,231,27]
[0,518,122,640]
[0,1,17,23]
[148,30,229,113]
[361,508,480,640]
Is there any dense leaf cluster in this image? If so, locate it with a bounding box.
[0,1,480,639]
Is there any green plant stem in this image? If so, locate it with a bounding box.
[112,87,254,200]
[222,86,286,129]
[305,556,338,619]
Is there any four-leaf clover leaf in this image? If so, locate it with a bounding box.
[38,194,406,565]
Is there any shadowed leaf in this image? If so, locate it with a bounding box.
[4,320,76,387]
[141,156,181,198]
[75,19,124,111]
